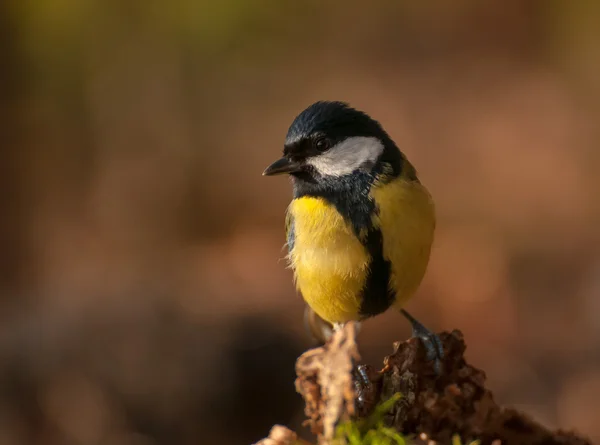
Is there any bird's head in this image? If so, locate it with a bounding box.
[263,101,401,181]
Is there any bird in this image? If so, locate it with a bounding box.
[263,101,443,372]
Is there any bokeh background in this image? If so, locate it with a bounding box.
[1,1,600,444]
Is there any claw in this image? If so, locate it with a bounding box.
[352,364,377,416]
[400,309,444,375]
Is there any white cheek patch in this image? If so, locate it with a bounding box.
[306,136,384,177]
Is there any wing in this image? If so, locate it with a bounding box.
[285,206,295,254]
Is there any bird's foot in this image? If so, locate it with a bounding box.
[400,309,444,375]
[352,364,377,416]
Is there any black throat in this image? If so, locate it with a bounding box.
[292,171,376,235]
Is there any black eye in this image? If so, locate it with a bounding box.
[315,137,330,151]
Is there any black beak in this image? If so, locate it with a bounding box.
[262,157,302,176]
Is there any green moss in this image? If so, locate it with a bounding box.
[334,393,406,445]
[333,393,481,445]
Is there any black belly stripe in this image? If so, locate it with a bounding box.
[359,227,395,318]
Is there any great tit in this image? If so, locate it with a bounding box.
[263,101,443,371]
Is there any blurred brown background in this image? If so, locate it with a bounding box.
[1,1,600,444]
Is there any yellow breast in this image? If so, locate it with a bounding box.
[287,197,370,324]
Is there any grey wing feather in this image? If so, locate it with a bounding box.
[285,209,295,253]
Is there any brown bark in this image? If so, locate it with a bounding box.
[257,323,593,445]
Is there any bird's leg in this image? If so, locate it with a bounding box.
[400,309,444,375]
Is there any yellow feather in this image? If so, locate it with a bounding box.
[370,175,436,309]
[287,197,369,323]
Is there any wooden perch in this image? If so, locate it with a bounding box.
[255,324,593,445]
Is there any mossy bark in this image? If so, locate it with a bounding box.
[256,324,592,445]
